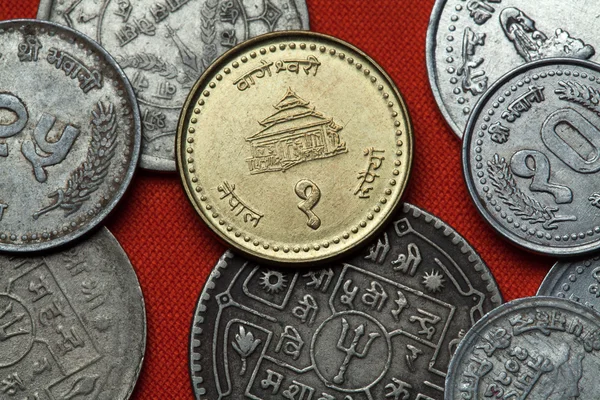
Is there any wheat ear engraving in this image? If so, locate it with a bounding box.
[486,154,575,230]
[115,53,179,79]
[555,80,600,117]
[34,102,118,220]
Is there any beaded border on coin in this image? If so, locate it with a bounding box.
[177,31,413,265]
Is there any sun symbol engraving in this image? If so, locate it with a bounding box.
[422,270,445,293]
[259,270,288,294]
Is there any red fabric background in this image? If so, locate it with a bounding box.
[0,1,552,398]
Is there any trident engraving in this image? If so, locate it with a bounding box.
[333,318,380,384]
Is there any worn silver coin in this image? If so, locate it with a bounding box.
[463,59,600,256]
[37,0,311,171]
[189,203,502,399]
[0,227,146,399]
[446,296,600,399]
[538,255,600,310]
[0,19,140,253]
[427,0,600,138]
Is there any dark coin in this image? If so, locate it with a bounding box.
[446,296,600,399]
[189,203,501,399]
[463,59,600,256]
[0,19,140,252]
[538,255,600,310]
[0,227,146,399]
[427,0,600,138]
[37,0,310,171]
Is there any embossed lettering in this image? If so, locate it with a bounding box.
[340,279,358,308]
[0,93,28,157]
[275,326,304,360]
[391,243,422,276]
[217,181,264,227]
[501,86,545,123]
[295,180,322,230]
[354,147,385,198]
[303,268,333,292]
[261,369,284,394]
[391,290,409,320]
[365,233,390,264]
[385,378,411,399]
[0,204,6,221]
[409,309,441,341]
[18,35,42,62]
[282,381,315,400]
[362,281,388,311]
[292,295,318,326]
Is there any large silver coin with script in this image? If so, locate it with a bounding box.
[37,0,310,171]
[0,20,140,253]
[0,227,146,399]
[189,203,502,400]
[463,59,600,256]
[427,0,600,138]
[446,297,600,399]
[538,255,600,310]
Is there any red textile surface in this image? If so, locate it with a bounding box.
[0,1,551,398]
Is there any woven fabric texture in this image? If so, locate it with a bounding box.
[0,1,552,398]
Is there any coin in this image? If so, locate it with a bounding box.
[538,255,600,310]
[427,0,600,138]
[463,59,600,256]
[0,20,140,253]
[189,203,502,399]
[37,0,310,171]
[445,296,600,399]
[178,31,413,265]
[0,227,146,399]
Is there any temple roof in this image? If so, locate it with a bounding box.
[248,88,340,141]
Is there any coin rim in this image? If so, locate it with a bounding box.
[445,296,600,398]
[37,0,312,173]
[188,202,503,399]
[176,30,414,266]
[462,57,600,256]
[0,19,142,253]
[537,255,600,297]
[426,0,464,139]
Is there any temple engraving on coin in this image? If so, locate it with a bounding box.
[446,297,600,399]
[0,228,145,400]
[427,0,600,138]
[463,59,600,255]
[38,0,311,171]
[0,20,140,252]
[189,203,502,399]
[246,89,347,175]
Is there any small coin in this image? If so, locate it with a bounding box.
[178,31,413,265]
[0,20,140,252]
[446,296,600,399]
[463,59,600,256]
[189,203,502,399]
[538,255,600,310]
[0,227,146,399]
[37,0,311,171]
[426,0,600,138]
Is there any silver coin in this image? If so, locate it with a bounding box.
[463,59,600,256]
[446,296,600,399]
[0,20,140,253]
[427,0,600,138]
[37,0,311,171]
[538,255,600,310]
[189,203,502,399]
[0,227,146,399]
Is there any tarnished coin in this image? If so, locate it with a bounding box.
[0,20,140,253]
[178,32,413,265]
[446,297,600,399]
[0,227,146,399]
[427,0,600,138]
[463,59,600,256]
[538,255,600,310]
[189,203,502,399]
[37,0,310,171]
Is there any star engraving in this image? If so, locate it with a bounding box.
[422,270,445,293]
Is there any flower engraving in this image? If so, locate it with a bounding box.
[232,325,261,375]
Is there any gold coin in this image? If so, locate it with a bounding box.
[177,31,413,265]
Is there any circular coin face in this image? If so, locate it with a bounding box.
[37,0,311,171]
[189,203,502,399]
[463,59,600,256]
[0,20,140,252]
[0,227,146,399]
[178,31,413,265]
[446,297,600,399]
[426,0,600,138]
[538,255,600,310]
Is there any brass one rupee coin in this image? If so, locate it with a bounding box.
[177,32,413,265]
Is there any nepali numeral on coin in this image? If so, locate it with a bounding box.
[295,179,321,230]
[0,92,79,182]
